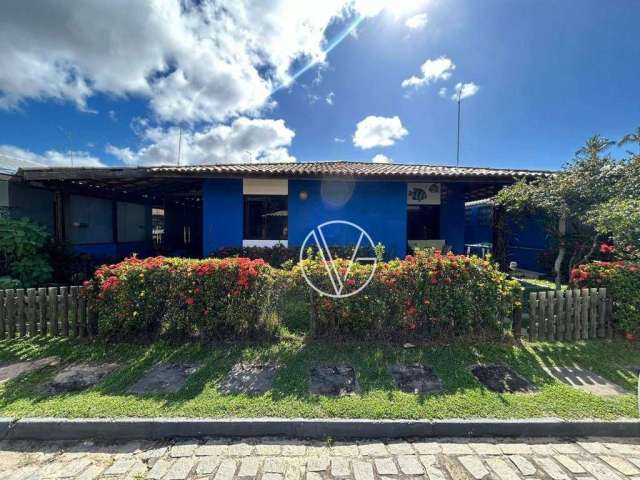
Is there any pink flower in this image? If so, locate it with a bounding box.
[600,243,616,254]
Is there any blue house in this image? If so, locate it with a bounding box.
[6,161,550,260]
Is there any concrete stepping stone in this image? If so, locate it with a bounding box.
[471,364,535,393]
[309,364,358,396]
[388,363,443,394]
[127,362,201,395]
[0,356,60,384]
[220,362,278,395]
[39,362,118,394]
[543,366,627,396]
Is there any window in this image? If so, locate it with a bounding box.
[243,195,288,241]
[117,202,147,243]
[407,204,440,240]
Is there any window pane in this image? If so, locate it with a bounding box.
[243,195,288,240]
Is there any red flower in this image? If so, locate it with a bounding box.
[600,243,616,254]
[185,297,195,305]
[101,276,120,292]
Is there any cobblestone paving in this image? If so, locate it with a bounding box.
[2,437,640,480]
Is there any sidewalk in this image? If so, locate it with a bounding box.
[2,436,640,480]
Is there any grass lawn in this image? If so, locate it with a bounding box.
[0,336,638,420]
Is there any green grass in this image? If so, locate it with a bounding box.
[519,278,568,293]
[0,337,638,420]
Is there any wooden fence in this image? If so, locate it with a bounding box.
[0,286,95,339]
[527,288,611,341]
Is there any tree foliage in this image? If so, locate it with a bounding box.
[0,217,53,288]
[495,130,640,286]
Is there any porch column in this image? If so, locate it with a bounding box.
[440,183,465,254]
[202,179,243,256]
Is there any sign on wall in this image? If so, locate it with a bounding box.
[407,183,441,205]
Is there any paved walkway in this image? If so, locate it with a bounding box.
[2,437,640,480]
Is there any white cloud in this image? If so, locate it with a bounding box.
[0,1,383,123]
[326,92,335,105]
[106,117,296,166]
[405,13,428,30]
[334,137,346,143]
[371,154,392,163]
[401,56,455,89]
[353,115,408,149]
[438,87,448,98]
[451,82,480,100]
[0,144,105,168]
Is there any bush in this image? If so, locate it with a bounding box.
[571,261,640,333]
[0,217,53,287]
[291,249,522,340]
[87,256,282,342]
[211,244,376,268]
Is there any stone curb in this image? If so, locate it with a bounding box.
[0,417,16,440]
[3,417,640,441]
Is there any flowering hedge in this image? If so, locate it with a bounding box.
[291,249,522,340]
[571,261,640,333]
[86,256,281,341]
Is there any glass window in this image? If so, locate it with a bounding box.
[407,205,440,240]
[243,195,288,240]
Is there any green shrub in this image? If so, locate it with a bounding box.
[291,249,522,340]
[211,244,376,268]
[571,261,640,333]
[87,256,282,342]
[0,217,53,287]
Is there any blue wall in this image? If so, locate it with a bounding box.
[202,179,243,256]
[440,184,465,254]
[506,214,550,271]
[464,203,552,272]
[288,179,407,259]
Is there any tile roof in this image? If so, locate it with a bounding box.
[147,161,552,179]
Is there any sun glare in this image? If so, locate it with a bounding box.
[384,0,430,19]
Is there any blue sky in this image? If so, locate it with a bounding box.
[0,0,638,171]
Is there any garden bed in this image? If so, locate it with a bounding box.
[0,337,637,420]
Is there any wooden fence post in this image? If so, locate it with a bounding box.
[588,287,597,339]
[528,292,537,341]
[59,287,69,336]
[565,290,574,341]
[597,288,607,338]
[69,286,79,338]
[513,290,522,339]
[16,289,26,337]
[6,289,15,338]
[580,289,589,339]
[78,293,87,338]
[48,287,58,336]
[37,287,47,335]
[27,288,37,337]
[0,290,5,340]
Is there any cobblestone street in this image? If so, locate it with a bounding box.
[2,437,640,480]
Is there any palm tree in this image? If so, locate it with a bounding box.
[618,127,640,154]
[576,135,614,160]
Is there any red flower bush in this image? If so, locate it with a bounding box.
[293,249,521,340]
[86,256,280,341]
[571,261,640,333]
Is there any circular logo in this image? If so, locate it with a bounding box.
[299,220,377,299]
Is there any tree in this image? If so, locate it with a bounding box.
[495,131,639,289]
[618,126,640,154]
